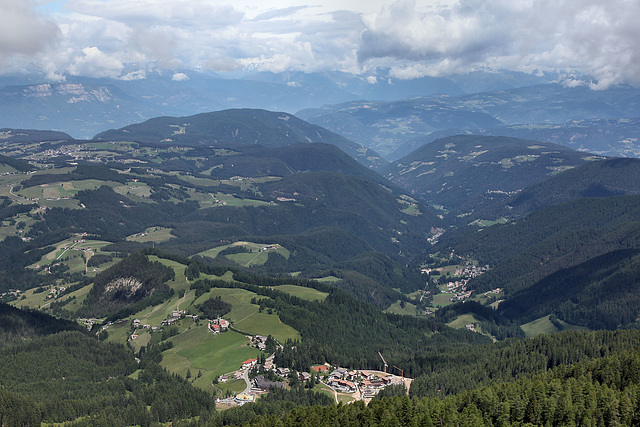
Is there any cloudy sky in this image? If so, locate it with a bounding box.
[2,0,639,88]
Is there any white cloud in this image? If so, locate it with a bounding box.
[172,72,189,81]
[0,0,638,88]
[68,46,124,78]
[0,0,61,63]
[357,0,640,88]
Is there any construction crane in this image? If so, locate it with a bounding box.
[378,351,388,373]
[393,365,404,377]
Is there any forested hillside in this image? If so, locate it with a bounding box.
[381,134,601,216]
[93,109,386,169]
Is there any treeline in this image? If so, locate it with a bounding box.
[188,386,334,427]
[408,330,640,398]
[0,302,84,345]
[0,331,214,426]
[0,303,215,426]
[29,185,199,239]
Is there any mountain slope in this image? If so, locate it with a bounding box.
[499,248,640,329]
[439,195,640,297]
[297,99,502,158]
[476,157,640,220]
[381,134,602,215]
[94,109,386,169]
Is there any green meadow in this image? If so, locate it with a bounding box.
[272,285,328,302]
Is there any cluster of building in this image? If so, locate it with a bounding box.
[208,318,230,333]
[45,286,67,299]
[325,368,394,396]
[0,289,21,300]
[161,309,189,326]
[249,334,269,350]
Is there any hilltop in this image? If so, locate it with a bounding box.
[94,109,386,169]
[381,134,602,216]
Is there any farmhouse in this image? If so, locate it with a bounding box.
[208,318,230,334]
[242,358,257,369]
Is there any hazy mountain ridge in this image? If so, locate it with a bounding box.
[0,69,555,138]
[94,109,387,169]
[298,84,640,160]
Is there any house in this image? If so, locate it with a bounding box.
[330,368,347,378]
[218,375,229,383]
[209,323,221,333]
[299,372,311,382]
[132,319,141,328]
[329,379,357,393]
[275,367,290,377]
[253,375,284,391]
[360,370,375,380]
[218,319,230,330]
[242,358,257,369]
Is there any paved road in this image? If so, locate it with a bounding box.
[240,368,252,394]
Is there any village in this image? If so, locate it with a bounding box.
[421,262,491,303]
[119,310,412,408]
[218,354,411,408]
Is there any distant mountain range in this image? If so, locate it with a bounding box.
[298,84,640,159]
[0,70,554,139]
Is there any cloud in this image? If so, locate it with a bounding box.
[1,0,638,89]
[357,0,640,88]
[0,0,61,63]
[172,72,188,81]
[68,46,124,78]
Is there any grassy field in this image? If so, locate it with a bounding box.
[194,287,300,343]
[16,179,122,201]
[113,182,152,201]
[160,326,260,392]
[210,191,270,208]
[385,300,419,315]
[446,313,482,330]
[313,276,341,283]
[430,292,454,308]
[126,227,175,243]
[27,237,115,274]
[521,314,590,338]
[198,242,289,267]
[272,285,328,302]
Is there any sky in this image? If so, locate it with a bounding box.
[1,0,639,88]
